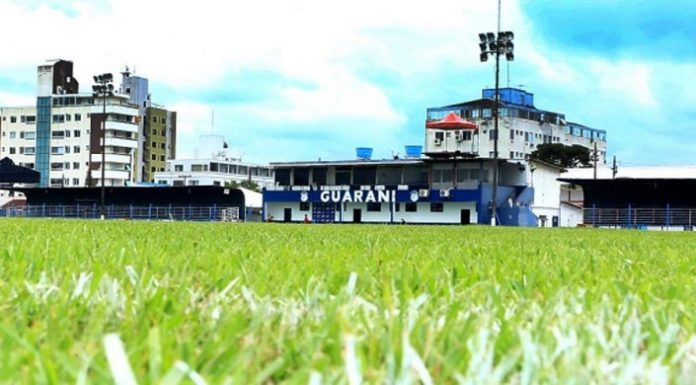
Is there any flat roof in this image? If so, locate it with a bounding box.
[562,166,696,180]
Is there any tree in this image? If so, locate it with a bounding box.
[224,180,261,192]
[531,143,591,168]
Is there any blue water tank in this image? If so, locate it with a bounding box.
[404,145,423,158]
[356,147,373,160]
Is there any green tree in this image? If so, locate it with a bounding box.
[224,180,261,192]
[531,143,591,168]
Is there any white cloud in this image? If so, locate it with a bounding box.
[0,92,34,107]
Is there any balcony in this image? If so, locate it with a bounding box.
[105,121,138,134]
[91,153,131,164]
[104,137,138,149]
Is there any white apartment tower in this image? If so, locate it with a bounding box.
[0,59,176,187]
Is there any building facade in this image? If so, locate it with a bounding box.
[0,60,176,187]
[264,156,562,226]
[425,88,607,163]
[154,135,273,188]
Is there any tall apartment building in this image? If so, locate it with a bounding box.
[0,59,177,187]
[425,88,607,163]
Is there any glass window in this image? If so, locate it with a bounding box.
[430,202,444,212]
[335,167,351,185]
[174,165,183,172]
[377,167,402,185]
[275,169,291,185]
[311,167,327,185]
[353,167,376,185]
[9,132,16,139]
[300,202,310,211]
[403,166,428,185]
[405,203,417,212]
[293,168,310,185]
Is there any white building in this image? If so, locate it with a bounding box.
[425,88,607,164]
[154,135,274,188]
[0,60,142,187]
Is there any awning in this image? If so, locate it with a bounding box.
[426,112,478,130]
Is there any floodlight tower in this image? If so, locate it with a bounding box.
[478,30,514,226]
[92,73,115,219]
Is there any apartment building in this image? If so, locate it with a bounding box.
[425,88,607,163]
[0,59,176,187]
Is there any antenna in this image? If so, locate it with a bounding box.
[497,0,501,34]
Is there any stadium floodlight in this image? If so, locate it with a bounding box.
[477,30,515,226]
[92,73,114,220]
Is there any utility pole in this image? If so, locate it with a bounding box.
[612,155,618,179]
[593,142,598,179]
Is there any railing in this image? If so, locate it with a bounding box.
[0,205,241,222]
[583,205,696,227]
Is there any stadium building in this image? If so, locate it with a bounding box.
[262,87,603,226]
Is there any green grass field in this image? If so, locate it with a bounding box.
[1,219,695,384]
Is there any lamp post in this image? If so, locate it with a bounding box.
[478,31,514,226]
[92,73,114,220]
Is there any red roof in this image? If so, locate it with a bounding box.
[426,112,478,130]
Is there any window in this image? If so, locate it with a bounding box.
[64,162,71,170]
[191,164,204,172]
[275,169,291,185]
[72,178,79,186]
[430,203,444,212]
[311,167,327,185]
[74,130,81,137]
[9,147,15,154]
[152,117,158,123]
[52,131,65,139]
[51,146,65,155]
[405,203,418,212]
[25,131,35,140]
[510,130,515,140]
[52,115,65,123]
[353,167,376,185]
[432,169,453,184]
[73,146,80,153]
[151,154,157,161]
[9,132,16,139]
[174,165,183,172]
[73,162,80,169]
[161,143,166,149]
[482,108,493,118]
[152,141,157,148]
[151,167,156,172]
[300,202,310,211]
[489,129,497,140]
[367,203,381,212]
[65,114,71,122]
[293,168,310,185]
[510,151,514,159]
[75,114,81,121]
[395,203,401,212]
[24,147,35,155]
[10,116,16,123]
[435,131,444,141]
[160,155,165,162]
[50,162,64,171]
[65,130,71,138]
[335,167,351,185]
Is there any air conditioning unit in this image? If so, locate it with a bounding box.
[418,189,429,198]
[440,189,450,198]
[434,138,442,146]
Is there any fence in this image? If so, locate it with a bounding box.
[583,205,696,228]
[0,204,241,222]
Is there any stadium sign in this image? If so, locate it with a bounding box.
[319,190,396,203]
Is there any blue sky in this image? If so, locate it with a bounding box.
[0,0,694,166]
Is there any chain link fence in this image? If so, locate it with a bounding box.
[0,205,241,222]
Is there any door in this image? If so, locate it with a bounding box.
[460,209,471,225]
[283,208,292,222]
[353,209,362,223]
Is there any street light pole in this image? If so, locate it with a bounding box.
[479,31,514,226]
[92,73,114,220]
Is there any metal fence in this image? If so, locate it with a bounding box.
[583,205,696,228]
[0,205,241,222]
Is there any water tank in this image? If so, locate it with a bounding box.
[404,145,423,158]
[355,147,373,160]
